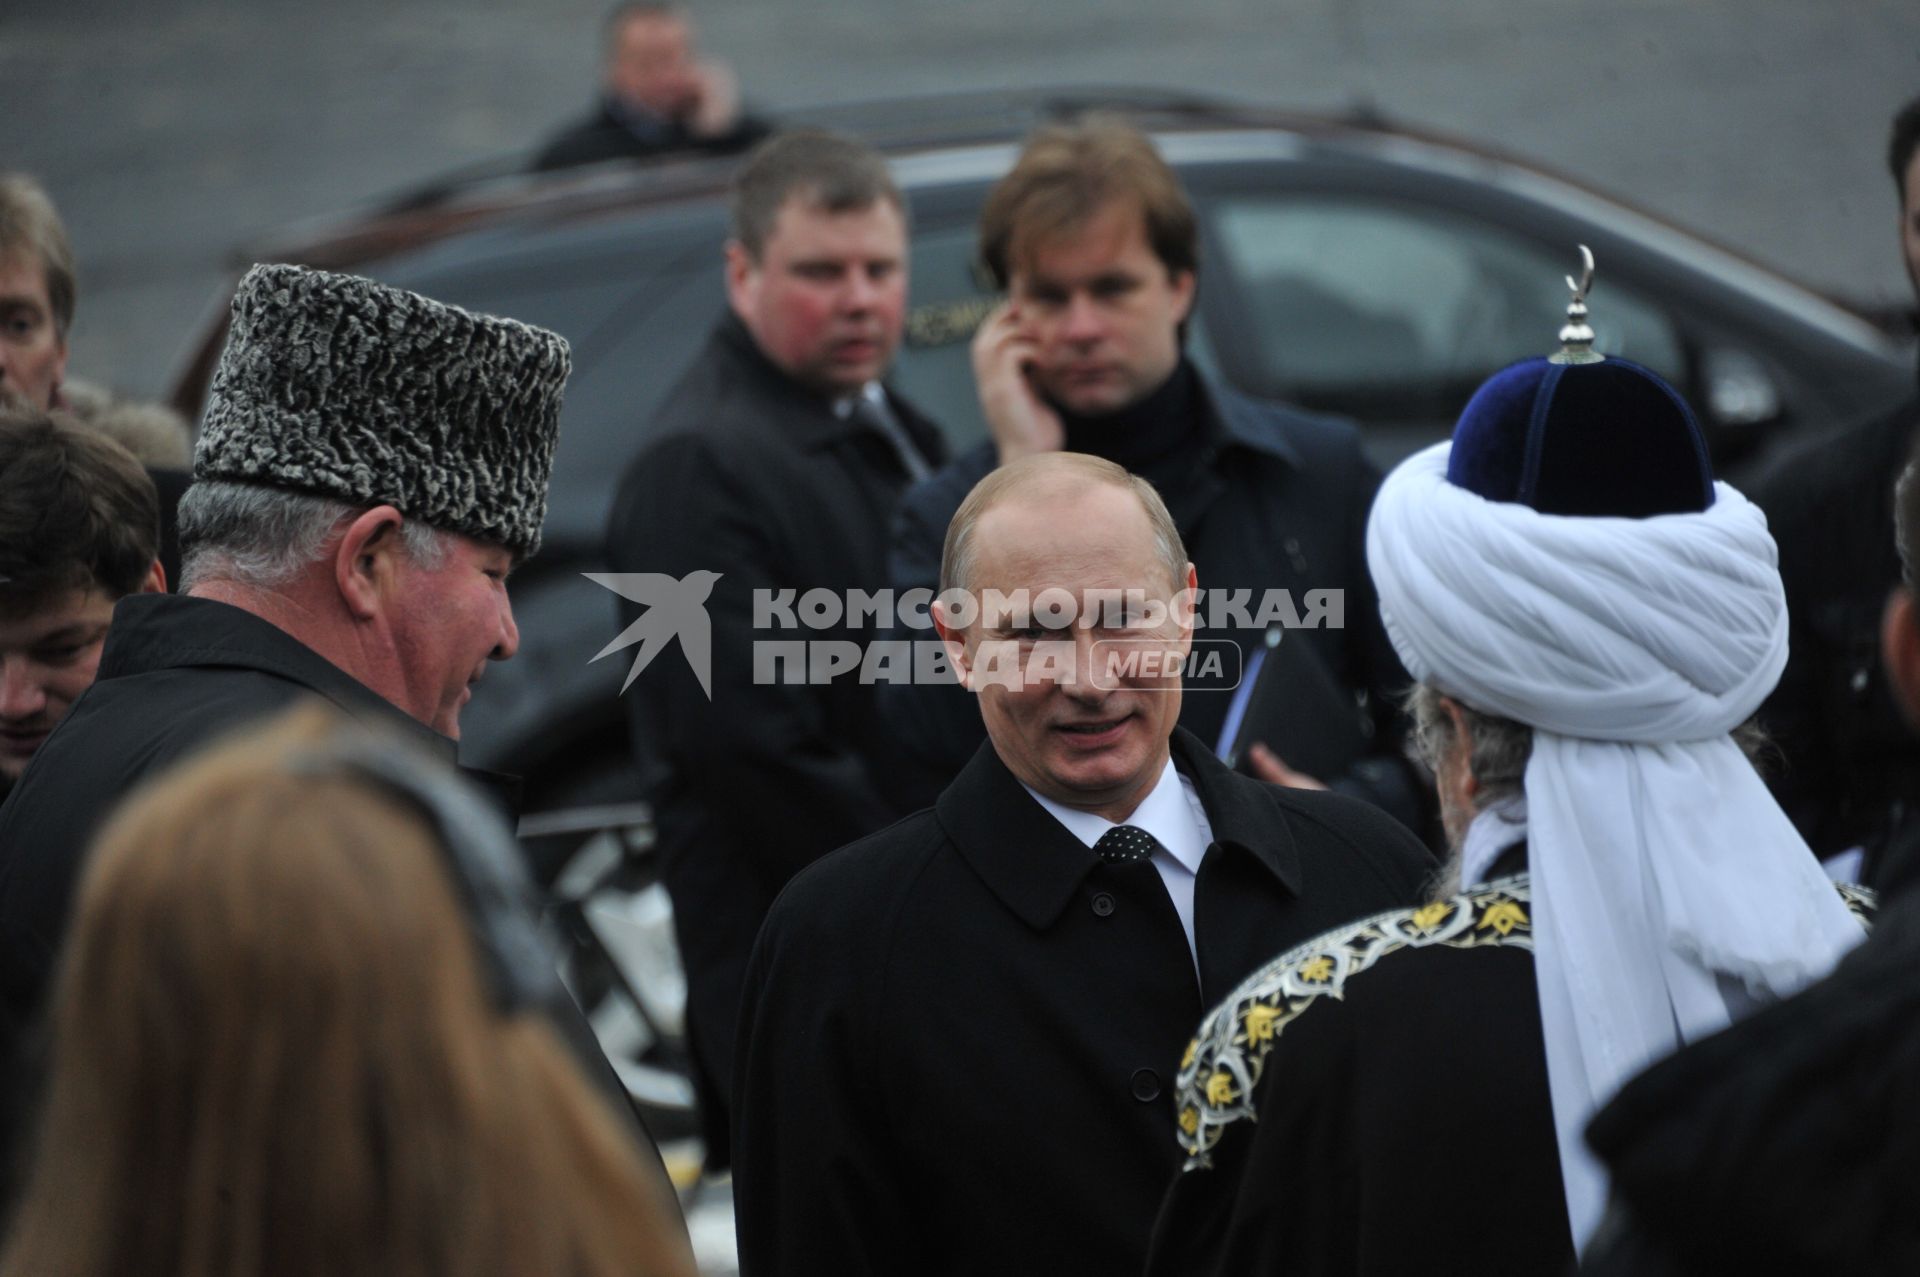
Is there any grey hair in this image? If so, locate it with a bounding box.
[1404,681,1777,817]
[178,481,448,593]
[1404,683,1532,815]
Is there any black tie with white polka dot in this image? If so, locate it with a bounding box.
[1094,825,1164,864]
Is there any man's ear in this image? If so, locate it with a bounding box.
[932,596,974,691]
[1882,586,1920,730]
[1441,695,1479,804]
[334,505,407,622]
[1174,562,1199,655]
[139,558,166,596]
[724,239,757,321]
[1167,268,1197,327]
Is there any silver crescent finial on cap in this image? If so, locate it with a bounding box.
[1550,244,1604,365]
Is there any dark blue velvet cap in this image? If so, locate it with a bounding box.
[1445,356,1715,517]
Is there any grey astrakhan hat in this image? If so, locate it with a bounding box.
[194,263,570,557]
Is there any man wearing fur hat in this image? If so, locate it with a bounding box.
[1145,277,1873,1276]
[0,263,568,1077]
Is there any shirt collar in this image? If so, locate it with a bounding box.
[937,727,1298,932]
[1021,757,1211,874]
[832,381,887,419]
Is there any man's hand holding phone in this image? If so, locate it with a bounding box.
[972,301,1064,465]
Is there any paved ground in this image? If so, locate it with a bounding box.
[7,0,1920,400]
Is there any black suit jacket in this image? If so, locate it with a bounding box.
[731,727,1432,1277]
[604,313,948,1156]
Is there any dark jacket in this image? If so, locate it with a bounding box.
[881,370,1425,831]
[1586,882,1910,1275]
[0,593,476,1034]
[604,313,948,1160]
[531,98,769,171]
[1750,380,1920,877]
[1146,857,1575,1277]
[730,727,1433,1277]
[0,593,669,1191]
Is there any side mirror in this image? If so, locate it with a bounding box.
[1699,346,1783,428]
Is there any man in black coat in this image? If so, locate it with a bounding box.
[1749,93,1920,882]
[1149,339,1871,1274]
[0,265,585,1159]
[731,453,1433,1276]
[604,130,947,1164]
[532,2,768,172]
[882,119,1424,831]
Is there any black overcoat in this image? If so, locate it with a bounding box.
[731,727,1432,1277]
[604,313,949,1156]
[0,592,479,1033]
[0,593,661,1188]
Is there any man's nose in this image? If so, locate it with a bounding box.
[0,660,46,721]
[491,594,521,662]
[1060,292,1109,345]
[842,270,878,312]
[1056,629,1109,702]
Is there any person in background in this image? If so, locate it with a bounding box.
[884,118,1424,830]
[0,409,165,803]
[0,174,73,414]
[534,1,769,171]
[1750,92,1920,883]
[604,130,946,1166]
[1,702,696,1277]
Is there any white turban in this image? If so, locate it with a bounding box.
[1367,442,1865,1253]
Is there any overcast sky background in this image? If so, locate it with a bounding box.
[7,0,1919,400]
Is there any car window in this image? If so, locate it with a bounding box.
[1207,196,1685,422]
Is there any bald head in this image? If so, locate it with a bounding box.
[939,453,1185,599]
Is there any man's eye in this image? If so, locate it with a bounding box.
[34,643,85,663]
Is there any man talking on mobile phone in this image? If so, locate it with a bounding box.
[883,117,1425,832]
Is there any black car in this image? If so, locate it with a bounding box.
[171,87,1913,817]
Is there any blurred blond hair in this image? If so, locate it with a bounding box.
[1,702,695,1277]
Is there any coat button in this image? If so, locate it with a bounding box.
[1091,891,1116,917]
[1132,1068,1161,1102]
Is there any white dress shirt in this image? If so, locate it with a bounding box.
[1023,758,1214,972]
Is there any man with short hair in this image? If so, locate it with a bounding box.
[1751,92,1920,878]
[1147,335,1869,1276]
[0,174,75,413]
[0,262,568,1061]
[533,1,768,171]
[885,119,1422,827]
[732,452,1432,1276]
[604,130,947,1163]
[0,410,166,800]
